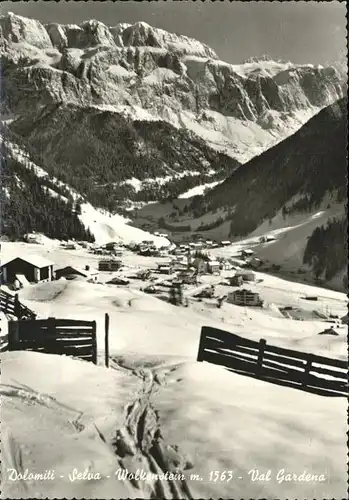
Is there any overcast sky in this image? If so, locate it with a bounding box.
[1,1,346,65]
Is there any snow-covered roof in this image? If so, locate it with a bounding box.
[1,255,54,268]
[56,266,98,276]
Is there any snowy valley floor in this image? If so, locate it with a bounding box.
[0,242,348,499]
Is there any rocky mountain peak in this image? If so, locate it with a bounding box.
[0,12,52,49]
[0,13,346,165]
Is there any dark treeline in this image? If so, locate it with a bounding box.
[0,154,95,242]
[10,104,240,212]
[303,217,347,283]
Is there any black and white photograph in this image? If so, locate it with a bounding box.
[0,0,347,498]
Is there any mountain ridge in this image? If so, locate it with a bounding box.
[1,12,345,167]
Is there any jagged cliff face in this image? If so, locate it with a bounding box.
[1,13,345,163]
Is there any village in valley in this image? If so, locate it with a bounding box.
[1,230,347,339]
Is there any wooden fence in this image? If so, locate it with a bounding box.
[0,290,37,319]
[197,326,348,397]
[0,334,8,352]
[7,317,97,364]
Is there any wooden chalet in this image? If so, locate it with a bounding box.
[227,288,263,307]
[207,260,221,274]
[98,258,123,271]
[235,271,256,282]
[55,266,98,282]
[228,275,244,287]
[241,249,254,259]
[0,256,54,286]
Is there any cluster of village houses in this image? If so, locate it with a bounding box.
[0,234,348,332]
[0,233,267,308]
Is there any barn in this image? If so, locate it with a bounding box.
[0,256,54,285]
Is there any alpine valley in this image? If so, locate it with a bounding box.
[0,12,347,288]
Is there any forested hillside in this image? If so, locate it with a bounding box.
[303,217,347,285]
[0,153,95,242]
[10,103,240,211]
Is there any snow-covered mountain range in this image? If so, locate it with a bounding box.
[0,13,347,259]
[1,12,345,167]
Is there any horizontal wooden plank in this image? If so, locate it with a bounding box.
[310,363,348,381]
[265,343,348,370]
[204,350,347,393]
[204,339,258,358]
[9,339,94,350]
[204,352,305,386]
[205,342,308,379]
[205,347,258,366]
[303,381,347,397]
[203,326,260,349]
[203,351,262,375]
[13,331,94,339]
[48,319,95,327]
[261,349,307,369]
[258,373,346,397]
[306,372,348,392]
[260,356,307,376]
[15,324,94,335]
[202,326,347,370]
[14,327,94,335]
[13,319,95,328]
[53,345,94,356]
[204,337,260,356]
[54,328,95,335]
[15,330,95,339]
[11,345,94,356]
[14,337,94,347]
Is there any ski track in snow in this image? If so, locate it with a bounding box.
[0,381,86,432]
[109,360,193,499]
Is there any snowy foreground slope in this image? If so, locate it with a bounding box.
[1,350,347,499]
[1,243,348,499]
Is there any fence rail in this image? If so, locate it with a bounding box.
[197,326,348,397]
[0,334,9,352]
[7,317,97,363]
[0,290,36,319]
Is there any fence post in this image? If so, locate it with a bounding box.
[256,338,266,376]
[302,355,312,388]
[8,320,19,350]
[46,317,57,353]
[197,326,207,362]
[105,313,109,368]
[14,293,20,318]
[91,320,97,365]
